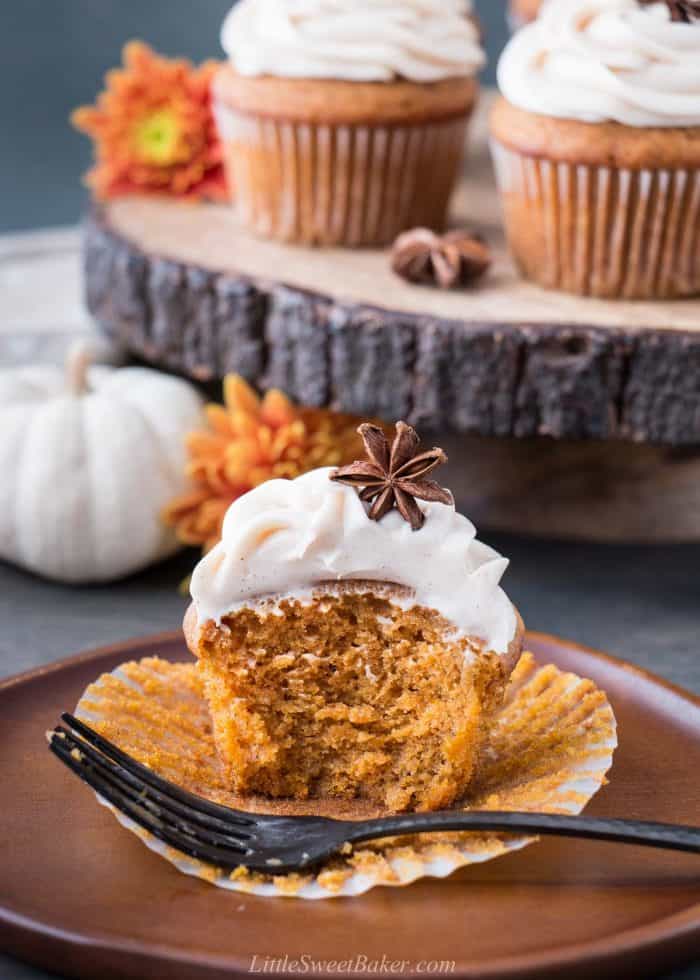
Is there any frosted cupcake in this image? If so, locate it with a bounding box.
[491,0,700,299]
[213,0,485,247]
[185,423,523,812]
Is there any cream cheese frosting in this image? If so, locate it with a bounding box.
[498,0,700,127]
[220,0,486,82]
[190,467,517,655]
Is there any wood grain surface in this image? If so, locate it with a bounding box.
[440,435,700,543]
[81,93,700,445]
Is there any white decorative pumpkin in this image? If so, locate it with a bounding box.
[0,346,205,584]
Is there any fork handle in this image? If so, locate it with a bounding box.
[341,811,700,854]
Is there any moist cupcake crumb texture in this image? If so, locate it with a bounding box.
[194,586,507,811]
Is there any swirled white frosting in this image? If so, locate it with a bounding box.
[221,0,485,82]
[191,468,517,655]
[498,0,700,127]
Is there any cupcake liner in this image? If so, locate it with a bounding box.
[216,103,471,247]
[491,138,700,299]
[74,651,616,900]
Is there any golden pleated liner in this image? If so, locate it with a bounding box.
[75,651,617,899]
[491,138,700,299]
[216,103,470,247]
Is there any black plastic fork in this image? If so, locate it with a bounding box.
[49,713,700,874]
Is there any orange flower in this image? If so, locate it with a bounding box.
[163,376,377,554]
[72,41,227,202]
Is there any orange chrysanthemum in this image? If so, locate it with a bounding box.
[72,41,227,201]
[163,376,379,554]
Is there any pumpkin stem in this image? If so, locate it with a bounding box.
[66,339,127,394]
[66,342,94,395]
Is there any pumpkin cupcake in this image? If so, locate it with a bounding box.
[185,423,523,812]
[213,0,485,247]
[491,0,700,299]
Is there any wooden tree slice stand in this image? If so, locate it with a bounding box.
[83,98,700,543]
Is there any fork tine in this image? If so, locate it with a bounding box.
[52,728,253,851]
[61,713,255,826]
[50,736,255,869]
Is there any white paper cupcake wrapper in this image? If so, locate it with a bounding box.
[491,138,700,299]
[215,102,470,246]
[76,652,617,900]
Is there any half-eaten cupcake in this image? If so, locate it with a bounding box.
[185,422,524,813]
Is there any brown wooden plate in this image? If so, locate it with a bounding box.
[1,632,699,980]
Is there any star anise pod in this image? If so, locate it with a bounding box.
[671,0,700,19]
[330,421,452,530]
[391,227,491,289]
[638,0,700,20]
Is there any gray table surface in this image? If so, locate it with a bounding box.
[1,534,698,979]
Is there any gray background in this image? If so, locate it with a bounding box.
[2,0,506,233]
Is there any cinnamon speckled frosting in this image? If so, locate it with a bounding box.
[498,0,700,127]
[190,468,518,655]
[221,0,485,82]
